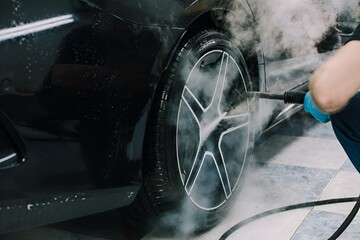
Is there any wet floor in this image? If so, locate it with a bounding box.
[1,111,359,240]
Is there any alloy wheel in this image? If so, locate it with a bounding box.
[176,49,251,210]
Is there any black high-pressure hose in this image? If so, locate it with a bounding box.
[219,90,360,240]
[219,195,360,240]
[329,195,360,239]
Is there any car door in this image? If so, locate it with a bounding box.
[0,0,174,203]
[0,0,100,199]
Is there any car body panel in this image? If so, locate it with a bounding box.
[0,0,160,196]
[85,0,253,28]
[0,0,246,233]
[0,186,138,234]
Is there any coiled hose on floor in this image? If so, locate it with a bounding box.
[219,195,360,240]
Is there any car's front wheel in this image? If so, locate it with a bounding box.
[130,29,254,234]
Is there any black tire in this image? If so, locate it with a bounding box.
[129,29,255,235]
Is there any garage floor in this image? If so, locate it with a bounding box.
[1,111,360,240]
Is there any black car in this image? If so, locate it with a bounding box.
[0,0,357,235]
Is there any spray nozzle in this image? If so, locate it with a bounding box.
[225,90,306,114]
[246,91,307,104]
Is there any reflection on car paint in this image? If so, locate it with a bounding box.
[0,14,74,42]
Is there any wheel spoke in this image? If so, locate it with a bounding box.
[211,52,229,114]
[182,86,204,120]
[211,150,231,198]
[184,148,205,194]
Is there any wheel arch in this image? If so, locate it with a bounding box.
[158,7,262,100]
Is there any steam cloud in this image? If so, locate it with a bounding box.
[227,0,359,57]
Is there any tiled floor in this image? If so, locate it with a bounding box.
[1,111,359,240]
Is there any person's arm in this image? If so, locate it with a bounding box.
[310,40,360,114]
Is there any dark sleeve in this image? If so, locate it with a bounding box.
[347,24,360,42]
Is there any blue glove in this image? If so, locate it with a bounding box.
[303,92,331,123]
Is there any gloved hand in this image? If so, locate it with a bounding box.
[303,92,331,123]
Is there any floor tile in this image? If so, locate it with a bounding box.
[341,159,358,172]
[315,170,360,215]
[238,163,337,206]
[291,210,360,240]
[223,209,311,240]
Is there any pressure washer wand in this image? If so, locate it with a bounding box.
[247,91,307,104]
